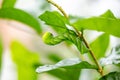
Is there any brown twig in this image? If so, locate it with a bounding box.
[82,36,103,76]
[47,0,68,19]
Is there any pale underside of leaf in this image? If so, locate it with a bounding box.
[36,58,97,73]
[100,45,120,66]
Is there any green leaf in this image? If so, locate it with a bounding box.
[99,72,120,80]
[46,53,71,80]
[39,11,68,33]
[0,38,3,71]
[90,33,109,59]
[0,8,42,34]
[11,41,40,80]
[36,58,97,80]
[100,10,116,19]
[2,0,16,8]
[40,11,88,54]
[42,32,66,45]
[46,54,88,80]
[42,30,88,54]
[47,53,62,63]
[48,69,77,80]
[73,10,120,37]
[46,53,79,80]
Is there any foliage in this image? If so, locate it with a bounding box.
[39,11,68,33]
[0,8,42,33]
[1,0,16,8]
[36,58,97,80]
[100,45,120,66]
[0,0,42,34]
[37,1,120,80]
[40,11,88,54]
[90,33,109,59]
[0,0,42,80]
[99,72,120,80]
[0,0,120,80]
[73,10,120,37]
[10,41,40,80]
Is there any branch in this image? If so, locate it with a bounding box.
[47,0,68,19]
[46,0,103,76]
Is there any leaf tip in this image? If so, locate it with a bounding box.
[100,9,116,18]
[42,32,53,45]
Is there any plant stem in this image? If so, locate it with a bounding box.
[47,0,103,76]
[82,36,103,76]
[47,0,68,19]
